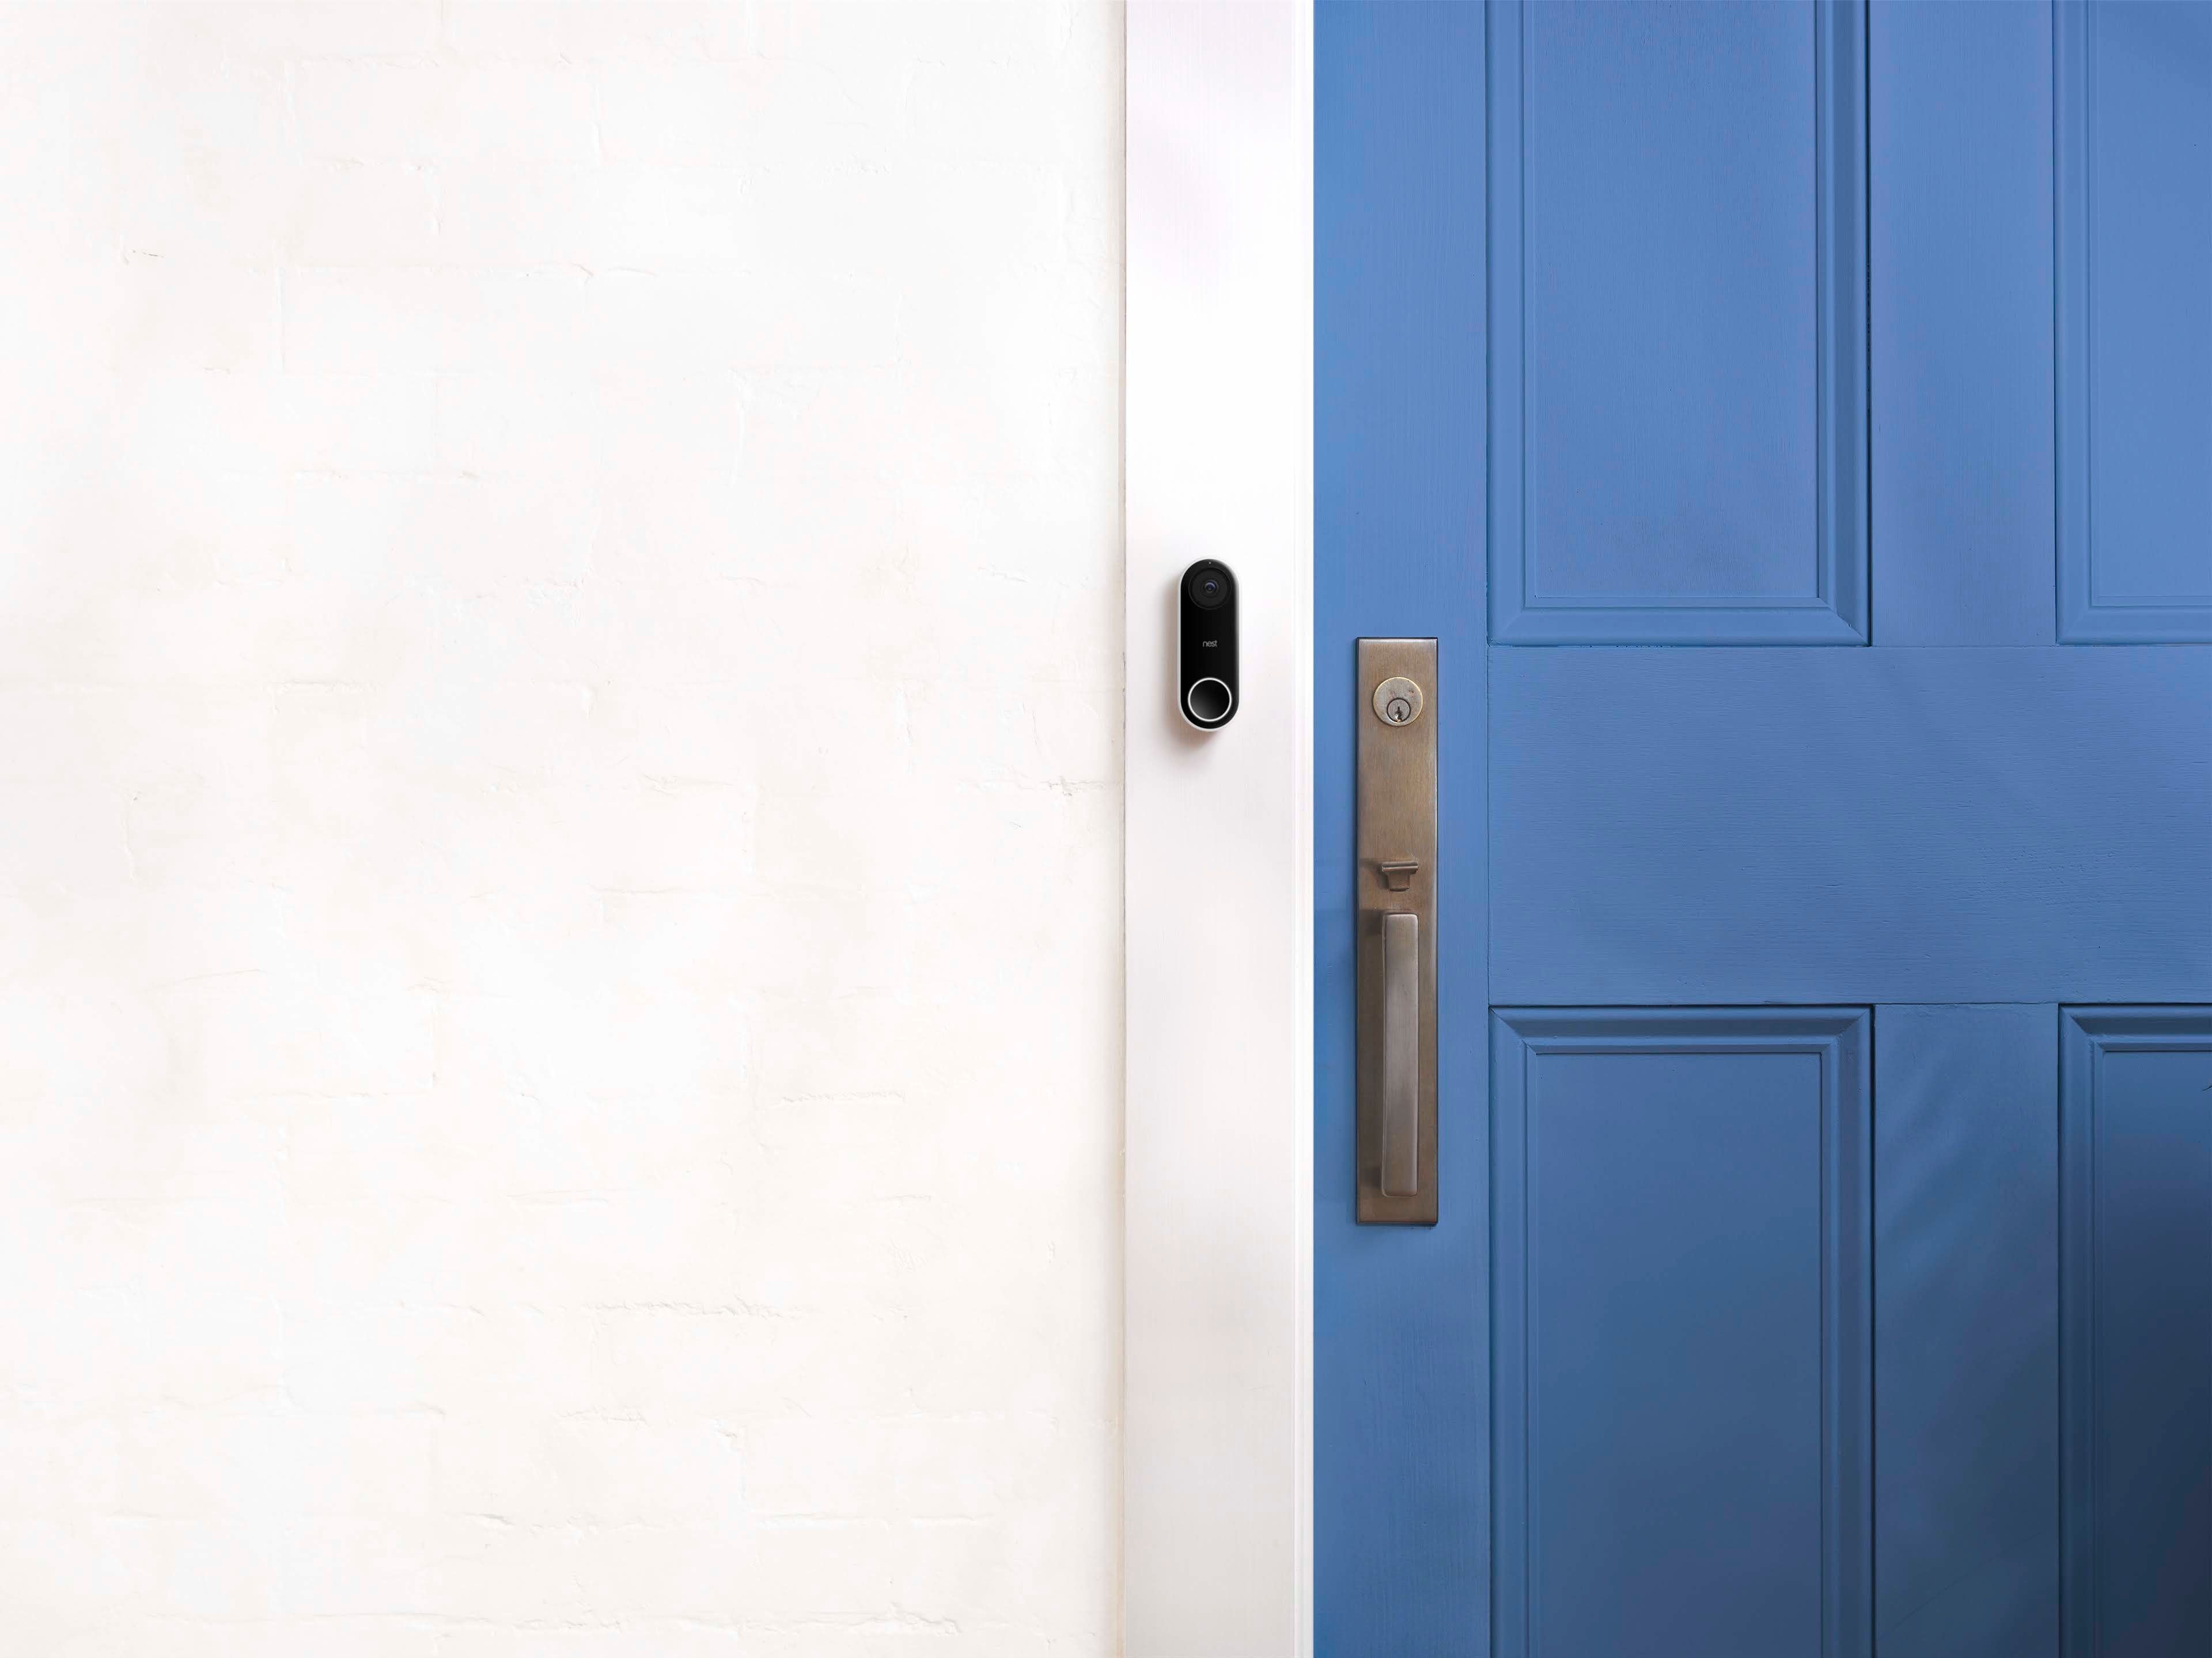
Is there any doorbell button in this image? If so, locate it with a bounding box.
[1373,676,1423,726]
[1186,676,1234,725]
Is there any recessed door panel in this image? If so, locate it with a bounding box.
[2062,1008,2212,1655]
[1491,1,1866,643]
[1491,1009,1869,1658]
[2059,2,2212,641]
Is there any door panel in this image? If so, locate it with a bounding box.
[2058,2,2212,641]
[1489,0,1866,644]
[1491,1010,1869,1658]
[2062,1009,2212,1655]
[1491,646,2212,1005]
[1316,4,2212,1652]
[1874,1005,2061,1656]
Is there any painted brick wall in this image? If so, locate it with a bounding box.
[0,5,1122,1652]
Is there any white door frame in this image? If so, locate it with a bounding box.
[1124,3,1314,1652]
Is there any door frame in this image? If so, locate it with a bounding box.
[1124,3,1315,1653]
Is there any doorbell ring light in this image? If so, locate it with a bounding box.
[1179,559,1239,730]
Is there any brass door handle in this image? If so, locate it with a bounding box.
[1357,638,1438,1224]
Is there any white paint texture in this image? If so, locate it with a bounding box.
[1124,6,1309,1651]
[0,5,1123,1653]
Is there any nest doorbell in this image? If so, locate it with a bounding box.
[1179,559,1238,730]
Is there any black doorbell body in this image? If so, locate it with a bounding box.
[1179,559,1239,730]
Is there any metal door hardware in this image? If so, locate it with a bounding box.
[1372,676,1423,726]
[1380,911,1420,1195]
[1357,638,1438,1224]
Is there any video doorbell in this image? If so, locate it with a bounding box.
[1179,560,1238,730]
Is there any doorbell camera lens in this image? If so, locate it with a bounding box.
[1177,561,1238,730]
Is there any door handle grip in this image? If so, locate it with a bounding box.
[1381,911,1420,1196]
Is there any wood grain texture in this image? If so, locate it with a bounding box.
[1871,2,2056,645]
[2058,1,2212,643]
[2061,1008,2212,1656]
[1875,1005,2061,1657]
[1490,0,1866,645]
[1491,646,2212,1005]
[1491,1009,1870,1658]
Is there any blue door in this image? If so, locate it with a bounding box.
[1315,5,2212,1653]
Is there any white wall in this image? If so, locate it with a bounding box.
[0,5,1123,1652]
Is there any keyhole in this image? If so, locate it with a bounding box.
[1372,676,1423,726]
